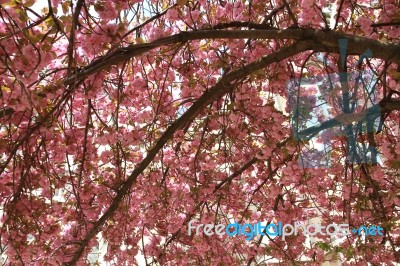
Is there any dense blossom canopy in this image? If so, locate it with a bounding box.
[0,0,399,265]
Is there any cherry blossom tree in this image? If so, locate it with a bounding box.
[0,0,399,264]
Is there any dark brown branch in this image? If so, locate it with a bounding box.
[0,107,14,119]
[333,0,345,29]
[296,99,400,140]
[371,21,400,27]
[1,26,399,263]
[204,21,277,30]
[64,28,400,263]
[282,0,299,28]
[67,0,85,75]
[65,41,311,265]
[380,98,400,112]
[63,28,400,86]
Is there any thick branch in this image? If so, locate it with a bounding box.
[65,41,311,265]
[65,28,400,263]
[2,26,399,264]
[296,99,400,140]
[380,98,400,112]
[0,107,14,119]
[63,28,400,85]
[371,21,400,27]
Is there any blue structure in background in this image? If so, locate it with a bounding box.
[288,40,381,168]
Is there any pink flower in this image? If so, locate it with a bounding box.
[168,9,179,20]
[191,10,201,21]
[98,1,118,20]
[358,16,372,34]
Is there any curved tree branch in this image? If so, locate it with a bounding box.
[65,41,313,265]
[63,28,400,263]
[2,25,400,264]
[296,99,400,140]
[63,28,400,86]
